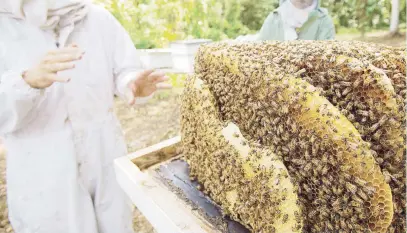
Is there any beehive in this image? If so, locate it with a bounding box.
[311,40,406,233]
[199,40,407,233]
[181,75,302,232]
[309,41,406,96]
[217,41,404,160]
[186,42,395,233]
[340,41,406,94]
[271,40,406,233]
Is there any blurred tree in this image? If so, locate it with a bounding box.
[356,0,369,37]
[240,0,278,31]
[390,0,400,35]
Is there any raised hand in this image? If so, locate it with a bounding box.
[128,69,172,105]
[23,44,84,89]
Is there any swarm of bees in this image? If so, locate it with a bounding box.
[181,77,302,232]
[225,40,406,233]
[181,41,406,233]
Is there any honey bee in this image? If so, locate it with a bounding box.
[308,209,318,218]
[340,219,347,230]
[282,214,289,223]
[382,169,393,184]
[333,186,344,196]
[372,130,382,141]
[303,183,312,193]
[303,163,312,172]
[291,159,305,166]
[326,222,335,231]
[353,78,363,88]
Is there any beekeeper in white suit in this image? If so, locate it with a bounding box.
[0,1,171,232]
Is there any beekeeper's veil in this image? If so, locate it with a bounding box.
[279,0,318,40]
[0,0,90,47]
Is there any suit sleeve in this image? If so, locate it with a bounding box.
[0,65,46,135]
[103,8,153,105]
[257,13,276,41]
[316,15,336,40]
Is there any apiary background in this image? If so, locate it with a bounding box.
[0,32,404,233]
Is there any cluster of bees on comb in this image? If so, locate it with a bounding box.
[181,40,406,233]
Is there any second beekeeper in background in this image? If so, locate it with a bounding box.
[0,0,171,232]
[237,0,335,41]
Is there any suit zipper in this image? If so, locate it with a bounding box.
[54,28,60,48]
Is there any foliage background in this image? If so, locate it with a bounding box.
[95,0,406,49]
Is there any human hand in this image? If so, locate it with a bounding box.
[128,69,172,105]
[23,44,84,89]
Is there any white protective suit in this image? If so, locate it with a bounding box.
[279,0,317,40]
[0,1,151,232]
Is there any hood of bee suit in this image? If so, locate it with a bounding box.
[278,0,318,40]
[279,0,321,8]
[0,0,90,47]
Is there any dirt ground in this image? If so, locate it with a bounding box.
[0,33,404,233]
